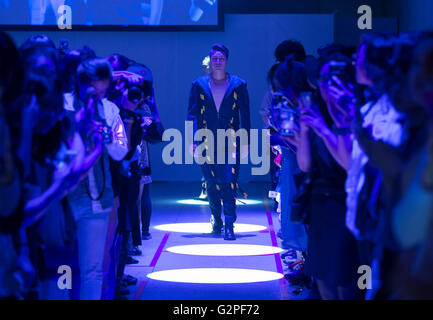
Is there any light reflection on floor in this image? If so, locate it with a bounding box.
[153,222,267,233]
[165,244,284,256]
[176,199,263,205]
[147,268,284,284]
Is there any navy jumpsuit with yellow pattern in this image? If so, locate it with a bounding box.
[187,73,251,229]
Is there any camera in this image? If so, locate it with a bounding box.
[134,161,150,176]
[119,106,152,131]
[268,92,300,137]
[130,141,151,177]
[124,80,152,104]
[44,147,77,170]
[122,160,150,178]
[112,65,154,104]
[127,84,144,103]
[329,61,349,86]
[101,123,113,144]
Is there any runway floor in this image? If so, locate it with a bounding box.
[123,181,309,300]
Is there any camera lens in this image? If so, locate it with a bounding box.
[128,86,144,103]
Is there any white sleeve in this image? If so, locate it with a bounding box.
[106,114,128,161]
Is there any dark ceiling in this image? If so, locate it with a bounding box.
[223,0,399,17]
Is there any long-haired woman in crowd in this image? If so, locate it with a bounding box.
[0,30,31,300]
[0,32,84,299]
[388,35,433,299]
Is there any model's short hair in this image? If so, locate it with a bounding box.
[77,58,112,84]
[210,44,229,59]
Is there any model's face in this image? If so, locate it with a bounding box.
[210,51,227,74]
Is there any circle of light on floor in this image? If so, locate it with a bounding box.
[154,223,267,233]
[176,199,262,205]
[147,268,284,284]
[166,244,284,256]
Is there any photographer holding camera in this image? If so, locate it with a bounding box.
[63,58,128,300]
[264,59,309,275]
[279,55,361,300]
[110,64,163,297]
[320,37,407,299]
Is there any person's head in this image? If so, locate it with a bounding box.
[408,33,433,194]
[59,46,96,93]
[107,53,131,71]
[21,47,59,96]
[118,64,153,111]
[318,53,355,103]
[21,46,64,133]
[76,45,96,61]
[304,55,320,90]
[202,55,211,74]
[410,38,433,116]
[57,39,70,57]
[20,34,56,53]
[275,40,306,63]
[355,33,395,88]
[209,44,229,74]
[384,33,425,116]
[77,58,113,102]
[318,43,345,58]
[0,31,23,109]
[267,63,280,92]
[274,56,312,104]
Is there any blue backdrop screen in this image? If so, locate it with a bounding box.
[0,0,220,29]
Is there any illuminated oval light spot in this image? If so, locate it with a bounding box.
[154,223,267,233]
[147,268,283,284]
[166,244,284,256]
[176,199,262,205]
